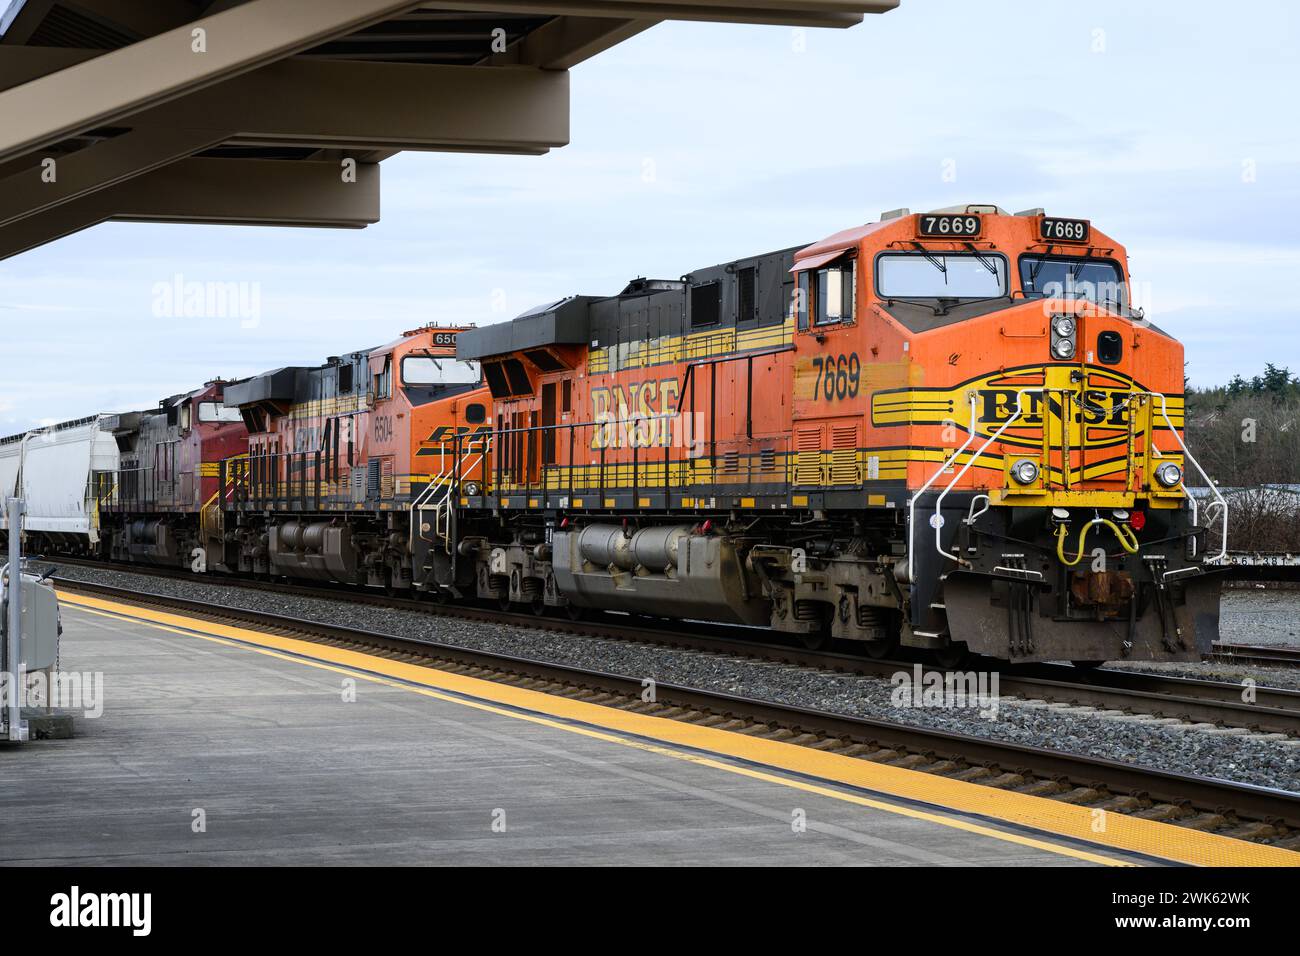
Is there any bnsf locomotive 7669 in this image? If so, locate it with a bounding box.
[0,205,1228,666]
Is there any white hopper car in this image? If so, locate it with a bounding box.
[0,417,121,548]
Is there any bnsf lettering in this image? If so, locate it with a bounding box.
[293,427,319,453]
[590,377,681,449]
[417,424,490,454]
[978,389,1130,427]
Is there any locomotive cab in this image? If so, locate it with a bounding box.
[836,205,1218,662]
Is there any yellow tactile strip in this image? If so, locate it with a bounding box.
[60,590,1300,868]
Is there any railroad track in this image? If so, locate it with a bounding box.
[1213,643,1300,668]
[41,555,1300,738]
[52,574,1300,848]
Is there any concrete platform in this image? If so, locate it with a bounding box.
[0,602,1116,866]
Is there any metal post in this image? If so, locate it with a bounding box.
[6,497,26,741]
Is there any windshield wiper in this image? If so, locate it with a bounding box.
[1097,294,1128,315]
[964,242,999,277]
[921,251,947,274]
[1027,256,1046,288]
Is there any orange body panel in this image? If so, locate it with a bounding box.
[478,210,1185,507]
[244,326,489,505]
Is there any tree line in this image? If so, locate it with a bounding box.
[1185,364,1300,552]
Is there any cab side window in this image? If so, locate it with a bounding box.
[794,257,856,331]
[372,358,392,401]
[815,260,855,325]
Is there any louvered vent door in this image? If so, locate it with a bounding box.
[829,423,860,485]
[793,427,822,485]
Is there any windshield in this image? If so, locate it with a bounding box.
[401,355,480,386]
[1020,256,1127,309]
[876,252,1008,299]
[198,402,243,424]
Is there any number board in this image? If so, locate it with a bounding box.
[1040,217,1090,243]
[917,214,981,238]
[431,331,458,346]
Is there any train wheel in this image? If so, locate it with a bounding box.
[932,643,969,670]
[497,595,513,612]
[1071,660,1105,670]
[864,634,898,660]
[379,567,400,598]
[530,596,548,617]
[799,625,832,651]
[564,604,587,622]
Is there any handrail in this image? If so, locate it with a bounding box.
[905,385,1225,581]
[1117,389,1226,561]
[410,438,490,554]
[1152,391,1228,561]
[932,388,1039,568]
[906,392,979,584]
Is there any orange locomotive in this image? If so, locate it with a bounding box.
[455,205,1223,664]
[218,325,489,590]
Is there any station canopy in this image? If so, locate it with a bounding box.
[0,0,898,260]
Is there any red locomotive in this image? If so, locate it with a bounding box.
[99,380,248,570]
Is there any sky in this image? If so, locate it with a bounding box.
[2,0,1299,432]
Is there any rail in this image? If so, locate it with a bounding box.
[221,451,325,511]
[48,572,1300,836]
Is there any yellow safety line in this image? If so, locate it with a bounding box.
[59,592,1300,868]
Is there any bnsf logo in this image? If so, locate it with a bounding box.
[590,377,681,449]
[417,424,490,456]
[871,366,1166,453]
[977,388,1132,428]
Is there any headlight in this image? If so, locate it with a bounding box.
[463,480,482,497]
[1154,463,1182,488]
[1011,458,1040,485]
[1053,316,1076,337]
[1052,337,1076,359]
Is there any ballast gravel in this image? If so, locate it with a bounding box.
[43,562,1300,794]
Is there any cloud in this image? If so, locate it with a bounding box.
[1,0,1298,429]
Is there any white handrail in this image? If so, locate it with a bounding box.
[904,384,1220,583]
[409,439,491,555]
[1152,391,1228,561]
[933,388,1039,567]
[906,392,978,584]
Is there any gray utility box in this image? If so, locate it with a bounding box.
[2,571,61,671]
